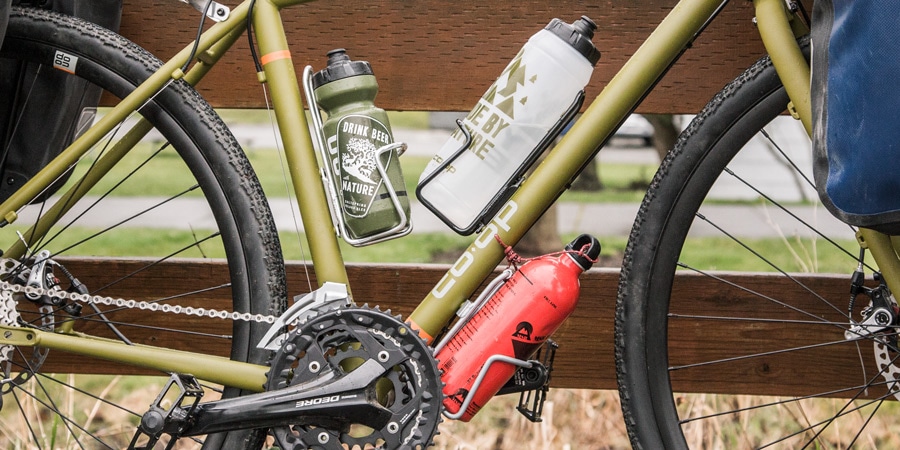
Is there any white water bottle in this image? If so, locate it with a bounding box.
[417,16,599,234]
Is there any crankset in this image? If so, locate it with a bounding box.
[129,306,443,449]
[266,306,443,449]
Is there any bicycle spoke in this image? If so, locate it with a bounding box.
[6,360,140,417]
[676,262,851,328]
[721,166,868,270]
[10,347,103,449]
[50,185,202,256]
[11,390,44,449]
[614,41,900,448]
[796,350,900,448]
[759,128,816,191]
[35,141,173,255]
[669,337,858,371]
[679,378,898,425]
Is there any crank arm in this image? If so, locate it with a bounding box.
[180,358,393,436]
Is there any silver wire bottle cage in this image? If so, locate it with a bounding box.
[302,66,413,247]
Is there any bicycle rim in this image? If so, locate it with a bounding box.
[0,7,284,449]
[617,41,900,449]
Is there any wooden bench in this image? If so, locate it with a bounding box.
[53,257,859,397]
[54,0,846,396]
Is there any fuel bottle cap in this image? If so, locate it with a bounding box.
[564,234,602,270]
[312,49,374,88]
[544,16,601,66]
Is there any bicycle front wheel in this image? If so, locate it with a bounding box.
[616,40,900,449]
[0,7,284,449]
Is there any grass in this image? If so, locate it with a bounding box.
[216,109,431,129]
[2,234,878,448]
[214,151,654,205]
[28,222,861,274]
[73,109,655,203]
[66,139,653,204]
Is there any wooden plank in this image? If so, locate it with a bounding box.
[28,258,873,399]
[666,271,876,399]
[118,0,783,113]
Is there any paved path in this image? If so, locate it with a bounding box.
[23,194,848,240]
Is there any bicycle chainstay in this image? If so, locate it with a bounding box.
[265,306,444,449]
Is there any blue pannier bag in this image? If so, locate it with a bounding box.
[812,0,900,234]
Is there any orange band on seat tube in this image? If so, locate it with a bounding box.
[260,50,291,65]
[408,319,434,344]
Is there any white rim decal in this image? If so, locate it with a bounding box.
[53,50,77,74]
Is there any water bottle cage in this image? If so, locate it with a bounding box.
[301,66,413,246]
[442,339,558,423]
[431,265,557,423]
[416,91,586,235]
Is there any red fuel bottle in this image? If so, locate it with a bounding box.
[435,234,600,421]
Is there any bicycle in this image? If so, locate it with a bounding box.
[0,0,892,448]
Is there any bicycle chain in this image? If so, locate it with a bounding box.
[0,288,20,363]
[0,279,279,324]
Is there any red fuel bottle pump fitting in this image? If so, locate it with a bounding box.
[435,234,601,421]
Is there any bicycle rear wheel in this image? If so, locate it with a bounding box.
[616,40,900,449]
[0,7,284,449]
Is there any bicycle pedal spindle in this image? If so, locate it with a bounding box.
[129,374,204,450]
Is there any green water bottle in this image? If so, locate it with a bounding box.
[312,49,410,242]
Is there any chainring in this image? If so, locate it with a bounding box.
[266,306,443,449]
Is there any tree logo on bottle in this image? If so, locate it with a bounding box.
[482,50,534,120]
[342,138,377,184]
[335,115,392,218]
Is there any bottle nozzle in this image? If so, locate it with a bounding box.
[312,49,374,88]
[565,234,601,271]
[573,16,597,39]
[326,48,350,65]
[544,16,601,66]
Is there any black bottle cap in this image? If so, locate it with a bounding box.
[545,16,601,66]
[565,234,602,271]
[311,49,374,88]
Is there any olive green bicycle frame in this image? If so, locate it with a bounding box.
[4,0,897,397]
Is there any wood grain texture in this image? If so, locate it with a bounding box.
[43,258,859,396]
[118,0,774,113]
